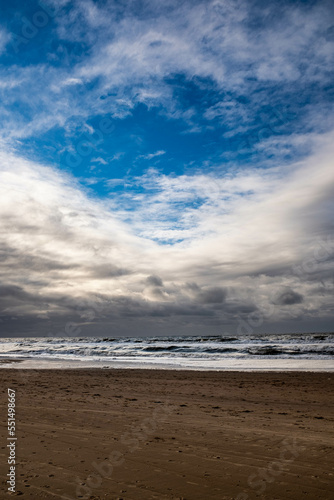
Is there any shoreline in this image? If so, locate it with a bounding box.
[1,356,334,371]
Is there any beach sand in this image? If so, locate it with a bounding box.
[0,369,333,499]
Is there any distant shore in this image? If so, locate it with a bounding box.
[0,369,333,499]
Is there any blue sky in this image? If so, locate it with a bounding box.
[0,0,333,336]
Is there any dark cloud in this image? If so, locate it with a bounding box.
[146,275,163,287]
[274,289,304,306]
[0,284,40,304]
[0,244,78,272]
[197,287,227,304]
[89,264,131,279]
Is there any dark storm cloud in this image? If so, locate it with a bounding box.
[197,287,227,304]
[0,284,51,307]
[0,284,31,301]
[273,289,304,306]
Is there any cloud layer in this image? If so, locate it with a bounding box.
[0,130,333,336]
[1,0,333,145]
[0,0,333,336]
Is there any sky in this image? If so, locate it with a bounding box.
[0,0,333,338]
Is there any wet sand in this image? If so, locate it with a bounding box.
[0,369,333,499]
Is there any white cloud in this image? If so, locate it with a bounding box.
[91,157,107,165]
[138,150,166,160]
[1,0,333,142]
[107,131,334,258]
[72,0,334,98]
[61,77,83,87]
[0,27,10,55]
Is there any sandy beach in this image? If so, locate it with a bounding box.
[1,369,333,499]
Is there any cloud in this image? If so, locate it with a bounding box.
[146,275,164,287]
[0,129,333,335]
[0,0,333,336]
[0,27,10,54]
[138,150,166,160]
[274,289,304,306]
[1,0,333,144]
[197,287,227,304]
[105,131,334,251]
[91,157,107,165]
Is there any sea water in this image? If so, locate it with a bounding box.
[0,333,333,371]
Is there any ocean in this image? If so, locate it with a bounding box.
[0,332,333,371]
